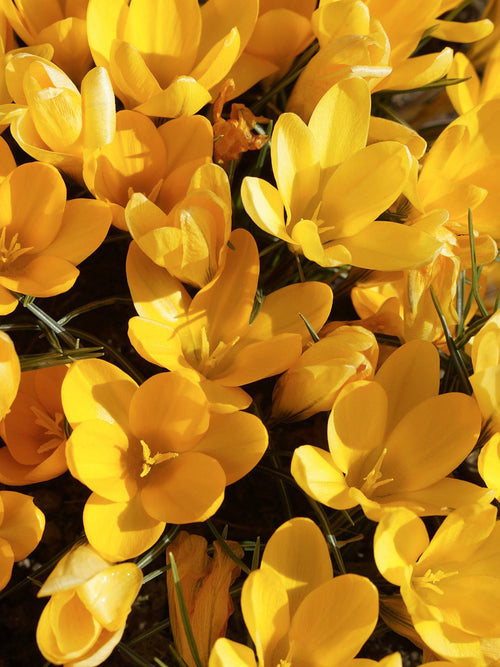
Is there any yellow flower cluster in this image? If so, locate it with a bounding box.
[0,2,500,666]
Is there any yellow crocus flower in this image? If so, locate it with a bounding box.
[375,504,500,665]
[86,0,260,118]
[292,340,493,521]
[36,543,143,665]
[209,517,379,667]
[242,77,442,271]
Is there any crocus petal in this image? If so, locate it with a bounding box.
[0,162,66,249]
[191,27,240,91]
[379,477,494,517]
[0,136,16,179]
[199,0,258,61]
[291,445,355,510]
[126,240,191,324]
[271,112,320,220]
[193,411,267,484]
[140,452,226,523]
[320,142,411,238]
[368,116,427,159]
[38,544,110,597]
[478,433,500,498]
[446,52,479,115]
[66,420,140,502]
[0,331,20,420]
[379,48,453,92]
[328,381,388,471]
[134,76,212,118]
[78,563,143,631]
[83,493,166,562]
[374,508,428,586]
[38,17,93,85]
[198,379,252,414]
[87,0,128,67]
[209,638,257,667]
[374,340,440,435]
[0,538,14,591]
[418,503,497,568]
[128,372,209,452]
[289,574,378,667]
[241,568,290,667]
[433,19,493,43]
[10,112,83,182]
[291,218,340,266]
[261,517,333,619]
[240,176,292,242]
[1,255,78,298]
[213,335,302,386]
[338,221,442,271]
[81,66,116,153]
[62,358,139,430]
[109,38,161,108]
[123,0,201,87]
[247,281,333,344]
[128,316,197,375]
[37,590,101,662]
[42,199,111,265]
[0,446,67,485]
[0,490,45,560]
[308,77,370,185]
[190,228,259,347]
[381,393,481,493]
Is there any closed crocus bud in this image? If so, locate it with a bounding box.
[36,543,143,667]
[167,532,244,667]
[271,324,378,422]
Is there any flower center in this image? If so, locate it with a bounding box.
[359,448,394,497]
[139,440,178,478]
[0,228,33,270]
[413,567,459,595]
[195,325,240,378]
[31,406,65,454]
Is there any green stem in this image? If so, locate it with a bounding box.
[468,208,489,318]
[430,286,472,394]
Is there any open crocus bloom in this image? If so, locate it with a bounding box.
[83,111,214,231]
[36,543,142,666]
[87,0,264,117]
[125,162,232,288]
[0,331,20,420]
[292,340,492,521]
[0,0,92,83]
[0,54,115,182]
[0,160,111,314]
[0,490,45,591]
[127,227,333,412]
[62,359,268,561]
[374,504,500,665]
[0,365,68,485]
[209,516,379,667]
[242,77,442,270]
[287,0,492,121]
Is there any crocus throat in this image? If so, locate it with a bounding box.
[413,567,459,595]
[31,406,65,454]
[139,440,178,478]
[359,448,394,497]
[0,229,33,270]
